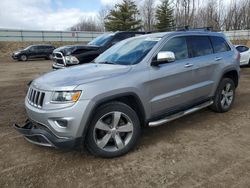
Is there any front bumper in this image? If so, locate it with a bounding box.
[12,54,19,60]
[52,63,65,70]
[14,120,81,149]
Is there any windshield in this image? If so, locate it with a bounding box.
[94,37,161,65]
[24,45,33,50]
[88,33,114,46]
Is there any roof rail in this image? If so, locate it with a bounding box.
[150,26,213,33]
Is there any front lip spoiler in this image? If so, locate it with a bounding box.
[13,120,80,149]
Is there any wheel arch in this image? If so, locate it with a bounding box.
[221,69,239,88]
[81,92,146,141]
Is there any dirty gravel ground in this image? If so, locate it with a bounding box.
[0,60,250,188]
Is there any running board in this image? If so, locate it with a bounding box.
[148,100,214,127]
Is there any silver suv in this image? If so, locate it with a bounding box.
[15,30,240,158]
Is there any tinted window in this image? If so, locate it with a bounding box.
[236,46,249,53]
[210,36,231,53]
[187,36,213,57]
[160,37,188,60]
[88,33,114,46]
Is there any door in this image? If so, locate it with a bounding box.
[36,46,46,58]
[149,36,196,116]
[28,46,39,58]
[185,36,218,100]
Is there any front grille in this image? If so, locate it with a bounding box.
[55,59,64,65]
[27,88,45,108]
[53,52,65,65]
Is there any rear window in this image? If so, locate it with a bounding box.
[210,36,231,53]
[187,36,213,57]
[236,46,249,53]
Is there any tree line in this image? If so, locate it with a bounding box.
[70,0,250,32]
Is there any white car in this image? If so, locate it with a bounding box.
[235,45,250,66]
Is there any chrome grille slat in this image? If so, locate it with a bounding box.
[27,88,45,108]
[32,90,36,104]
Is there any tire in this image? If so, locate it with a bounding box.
[248,59,250,67]
[47,54,53,60]
[210,78,236,113]
[85,102,141,158]
[20,54,28,61]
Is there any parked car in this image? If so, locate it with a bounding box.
[12,44,55,61]
[14,29,240,158]
[235,45,250,66]
[52,31,146,69]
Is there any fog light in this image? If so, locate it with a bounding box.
[56,120,68,128]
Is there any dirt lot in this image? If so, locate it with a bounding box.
[0,60,250,188]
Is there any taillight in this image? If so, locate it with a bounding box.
[236,52,241,62]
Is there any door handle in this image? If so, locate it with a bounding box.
[185,63,194,68]
[215,57,222,61]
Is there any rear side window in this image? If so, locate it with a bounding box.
[187,36,213,57]
[210,36,231,53]
[160,37,188,60]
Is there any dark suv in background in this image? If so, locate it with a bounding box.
[12,44,55,61]
[52,31,146,69]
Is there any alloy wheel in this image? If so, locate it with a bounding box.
[93,111,134,152]
[221,83,234,109]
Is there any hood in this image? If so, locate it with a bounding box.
[32,63,132,91]
[53,45,100,56]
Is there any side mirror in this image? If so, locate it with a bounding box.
[152,51,175,66]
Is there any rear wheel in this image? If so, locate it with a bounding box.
[20,55,28,61]
[210,78,235,113]
[85,102,141,158]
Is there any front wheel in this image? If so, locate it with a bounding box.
[210,78,236,113]
[47,54,53,60]
[20,55,28,61]
[85,102,141,158]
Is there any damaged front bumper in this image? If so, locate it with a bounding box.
[14,120,81,149]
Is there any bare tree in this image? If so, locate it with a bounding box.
[140,0,156,31]
[70,17,102,32]
[98,6,111,32]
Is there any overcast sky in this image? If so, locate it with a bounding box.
[0,0,231,31]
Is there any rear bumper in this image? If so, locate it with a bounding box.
[14,120,81,149]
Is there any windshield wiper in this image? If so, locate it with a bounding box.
[98,61,117,65]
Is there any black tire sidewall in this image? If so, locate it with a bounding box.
[213,78,236,112]
[85,102,141,158]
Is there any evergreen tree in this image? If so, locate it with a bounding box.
[104,0,142,31]
[155,0,174,32]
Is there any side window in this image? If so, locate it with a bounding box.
[210,36,231,53]
[160,37,189,61]
[30,46,37,51]
[187,36,213,57]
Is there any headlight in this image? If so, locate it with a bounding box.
[51,91,81,103]
[65,56,79,64]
